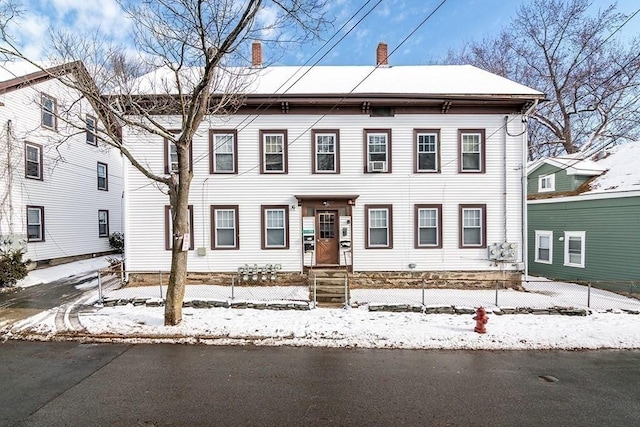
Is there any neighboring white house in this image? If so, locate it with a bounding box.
[122,43,544,283]
[0,62,123,266]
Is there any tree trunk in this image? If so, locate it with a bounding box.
[164,143,193,326]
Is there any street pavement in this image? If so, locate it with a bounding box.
[1,341,639,426]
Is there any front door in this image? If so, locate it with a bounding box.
[316,210,339,265]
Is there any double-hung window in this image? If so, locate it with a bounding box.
[415,130,439,172]
[312,129,339,173]
[260,130,288,173]
[459,129,485,173]
[364,129,391,173]
[86,115,97,145]
[261,205,289,249]
[534,230,553,263]
[27,206,44,242]
[41,93,57,130]
[164,131,192,174]
[415,204,442,248]
[564,231,585,268]
[98,210,109,237]
[211,205,239,249]
[97,162,108,191]
[365,204,393,248]
[210,130,237,174]
[164,205,194,250]
[459,204,486,248]
[25,142,43,180]
[538,174,555,192]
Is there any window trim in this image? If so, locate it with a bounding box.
[259,130,288,174]
[26,205,45,242]
[97,162,108,191]
[210,205,239,250]
[209,129,238,174]
[414,129,440,173]
[163,131,193,175]
[538,174,555,192]
[86,115,97,146]
[261,205,289,249]
[41,93,57,130]
[458,204,487,248]
[164,205,195,250]
[563,231,586,268]
[311,129,340,174]
[534,230,553,264]
[458,129,485,173]
[363,129,392,173]
[98,209,110,238]
[365,204,393,249]
[414,204,443,248]
[24,142,43,180]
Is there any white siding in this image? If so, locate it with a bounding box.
[124,113,525,273]
[0,77,123,262]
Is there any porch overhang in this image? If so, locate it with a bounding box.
[294,195,360,206]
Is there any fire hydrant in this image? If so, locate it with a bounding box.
[473,307,488,334]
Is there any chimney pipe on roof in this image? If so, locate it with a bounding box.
[251,41,262,68]
[376,42,388,66]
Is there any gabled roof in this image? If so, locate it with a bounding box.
[588,142,640,194]
[527,157,605,177]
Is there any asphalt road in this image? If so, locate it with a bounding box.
[1,341,639,426]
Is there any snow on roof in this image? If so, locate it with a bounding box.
[131,64,544,97]
[528,157,605,176]
[588,141,640,194]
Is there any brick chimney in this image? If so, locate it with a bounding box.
[376,42,388,66]
[251,41,262,68]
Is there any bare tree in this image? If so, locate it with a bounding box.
[0,0,330,325]
[446,0,640,159]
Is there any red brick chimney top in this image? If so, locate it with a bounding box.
[251,41,262,68]
[376,42,388,66]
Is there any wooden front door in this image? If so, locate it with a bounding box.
[316,210,339,265]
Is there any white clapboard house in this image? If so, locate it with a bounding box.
[0,62,123,266]
[122,43,543,285]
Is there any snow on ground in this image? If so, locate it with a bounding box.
[16,256,114,288]
[7,258,640,350]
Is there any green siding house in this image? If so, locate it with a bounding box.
[527,143,640,282]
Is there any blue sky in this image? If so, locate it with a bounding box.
[10,0,640,66]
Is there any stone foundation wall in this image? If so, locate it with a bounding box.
[126,270,522,290]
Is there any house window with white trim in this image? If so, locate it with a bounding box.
[415,130,439,172]
[41,93,57,130]
[27,206,44,242]
[312,130,339,173]
[459,204,486,248]
[564,231,585,268]
[98,210,109,237]
[538,174,555,192]
[415,204,442,248]
[364,129,391,173]
[260,130,288,173]
[261,205,289,249]
[211,205,239,249]
[365,204,393,248]
[459,129,485,173]
[534,230,553,264]
[25,142,43,180]
[86,115,97,145]
[210,130,237,174]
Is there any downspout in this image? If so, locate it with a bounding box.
[521,100,539,278]
[503,116,508,244]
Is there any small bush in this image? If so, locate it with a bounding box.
[0,247,29,288]
[109,232,124,253]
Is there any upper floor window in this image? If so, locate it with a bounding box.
[25,142,43,180]
[538,174,555,192]
[98,210,109,237]
[312,129,340,174]
[365,204,393,248]
[164,205,194,250]
[97,162,108,191]
[41,93,57,130]
[415,204,442,248]
[260,130,288,174]
[164,131,192,175]
[534,230,553,264]
[261,205,289,249]
[459,204,486,248]
[27,206,45,242]
[459,129,485,173]
[564,231,585,268]
[210,130,238,174]
[414,129,440,172]
[211,205,239,249]
[364,129,391,173]
[86,115,97,145]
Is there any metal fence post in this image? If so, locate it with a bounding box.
[120,262,124,286]
[495,280,499,306]
[421,280,425,306]
[97,270,103,303]
[159,271,163,299]
[344,274,348,309]
[587,282,591,308]
[313,274,317,309]
[231,275,235,300]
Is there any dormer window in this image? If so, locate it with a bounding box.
[538,174,555,192]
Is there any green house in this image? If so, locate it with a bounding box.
[527,143,640,282]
